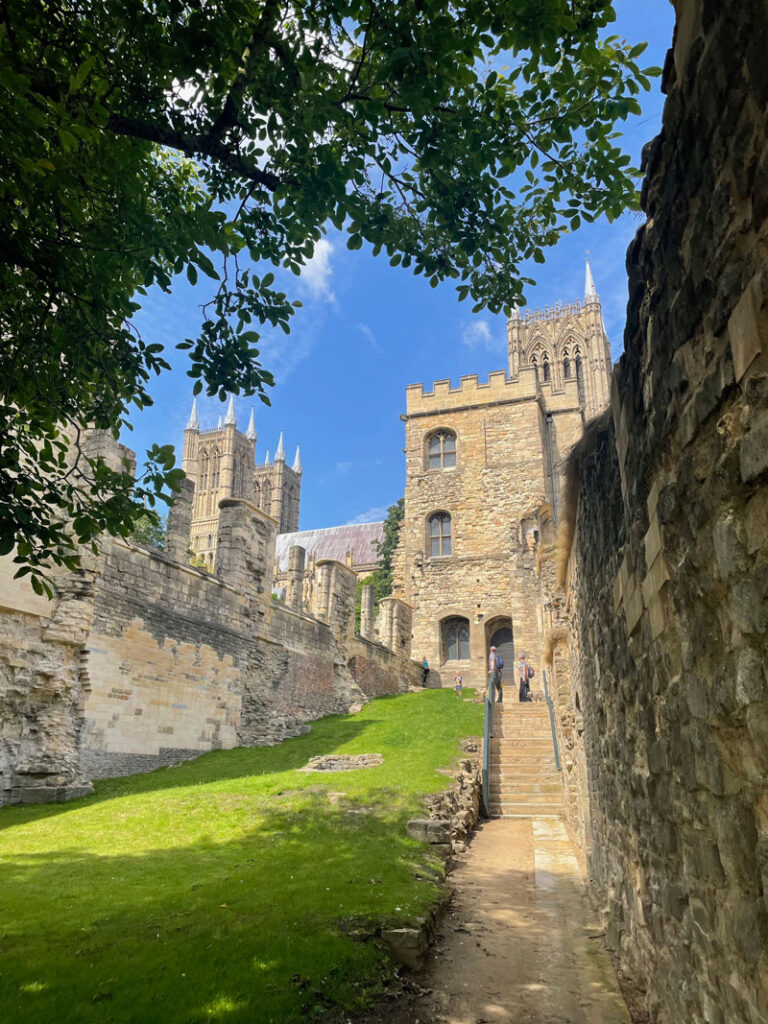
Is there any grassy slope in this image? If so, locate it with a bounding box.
[0,690,481,1023]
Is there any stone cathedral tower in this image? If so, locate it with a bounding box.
[394,261,612,690]
[182,397,302,567]
[506,259,612,421]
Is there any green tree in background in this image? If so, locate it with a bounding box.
[356,498,405,630]
[0,1,658,589]
[129,512,167,550]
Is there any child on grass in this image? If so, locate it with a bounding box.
[454,671,463,698]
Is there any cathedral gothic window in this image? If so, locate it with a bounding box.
[428,511,452,557]
[211,449,221,491]
[542,354,551,382]
[442,616,470,661]
[427,430,457,470]
[563,349,571,379]
[200,452,209,490]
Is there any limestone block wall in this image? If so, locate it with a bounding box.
[563,3,768,1021]
[82,540,257,779]
[0,556,94,803]
[0,480,422,801]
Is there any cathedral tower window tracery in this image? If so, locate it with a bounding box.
[428,511,452,557]
[441,616,470,661]
[426,430,457,470]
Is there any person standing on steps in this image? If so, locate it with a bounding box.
[421,656,429,687]
[488,646,503,703]
[518,654,534,702]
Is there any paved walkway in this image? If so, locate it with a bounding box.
[368,818,631,1024]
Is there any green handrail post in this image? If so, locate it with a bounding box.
[542,668,561,771]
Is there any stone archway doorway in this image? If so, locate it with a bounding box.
[486,617,514,671]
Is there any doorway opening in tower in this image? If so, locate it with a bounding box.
[485,618,514,670]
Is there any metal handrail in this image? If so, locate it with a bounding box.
[542,668,562,771]
[481,695,495,816]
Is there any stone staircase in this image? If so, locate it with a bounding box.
[487,702,563,818]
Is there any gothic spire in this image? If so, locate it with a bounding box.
[246,408,257,442]
[275,431,285,462]
[585,258,598,304]
[292,445,302,474]
[509,303,522,321]
[217,414,223,430]
[186,396,199,430]
[224,394,237,427]
[264,449,270,465]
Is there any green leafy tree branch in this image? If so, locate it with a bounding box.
[0,0,658,588]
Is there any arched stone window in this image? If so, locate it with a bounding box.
[563,349,571,379]
[235,451,249,496]
[426,430,457,470]
[262,479,272,514]
[199,452,209,491]
[531,353,539,380]
[442,616,470,661]
[428,511,452,557]
[574,346,585,405]
[211,448,221,492]
[542,354,551,382]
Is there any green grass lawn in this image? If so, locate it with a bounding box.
[0,689,481,1023]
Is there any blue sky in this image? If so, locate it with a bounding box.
[128,1,676,531]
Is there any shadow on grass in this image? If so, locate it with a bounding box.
[0,716,379,832]
[0,792,437,1024]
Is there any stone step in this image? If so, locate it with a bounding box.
[493,733,553,741]
[489,780,562,793]
[490,754,556,762]
[488,802,563,816]
[490,812,563,820]
[489,771,560,781]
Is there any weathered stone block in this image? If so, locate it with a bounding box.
[406,818,452,844]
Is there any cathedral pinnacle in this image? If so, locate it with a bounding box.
[509,304,522,321]
[224,394,237,427]
[275,432,285,462]
[246,408,257,442]
[585,258,598,304]
[217,414,223,430]
[292,445,302,474]
[186,396,199,430]
[264,449,270,465]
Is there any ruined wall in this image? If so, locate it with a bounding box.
[0,495,420,803]
[0,556,94,803]
[565,3,768,1021]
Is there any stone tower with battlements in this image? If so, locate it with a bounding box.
[393,262,612,690]
[182,398,302,567]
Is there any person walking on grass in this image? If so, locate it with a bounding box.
[488,646,503,703]
[454,670,463,698]
[421,656,429,686]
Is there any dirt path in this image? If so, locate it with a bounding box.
[361,818,631,1024]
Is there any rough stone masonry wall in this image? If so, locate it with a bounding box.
[0,492,419,803]
[566,3,768,1022]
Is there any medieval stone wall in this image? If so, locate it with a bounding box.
[0,488,419,803]
[562,3,768,1021]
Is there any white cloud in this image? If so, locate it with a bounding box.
[357,322,380,351]
[335,460,353,475]
[461,319,505,353]
[346,505,389,525]
[300,239,336,303]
